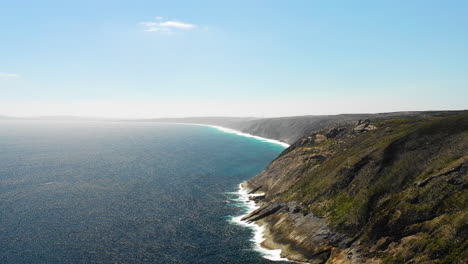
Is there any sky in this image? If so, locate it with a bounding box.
[1,0,467,118]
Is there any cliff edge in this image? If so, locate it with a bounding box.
[242,114,468,263]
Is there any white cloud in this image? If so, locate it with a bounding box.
[0,72,20,79]
[140,17,197,33]
[159,21,195,29]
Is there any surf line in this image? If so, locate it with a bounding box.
[199,123,292,261]
[228,183,295,262]
[170,122,290,148]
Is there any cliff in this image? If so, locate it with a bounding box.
[242,114,468,264]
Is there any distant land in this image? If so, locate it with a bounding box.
[3,110,466,144]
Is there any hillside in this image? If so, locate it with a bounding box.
[232,111,468,144]
[242,114,468,263]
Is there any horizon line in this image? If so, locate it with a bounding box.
[1,109,466,121]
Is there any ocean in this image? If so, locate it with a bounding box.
[0,120,290,264]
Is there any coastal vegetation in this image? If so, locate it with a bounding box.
[242,113,467,263]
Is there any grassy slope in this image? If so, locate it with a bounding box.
[251,114,468,263]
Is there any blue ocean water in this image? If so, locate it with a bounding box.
[0,121,289,264]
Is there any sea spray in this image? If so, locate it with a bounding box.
[227,184,291,262]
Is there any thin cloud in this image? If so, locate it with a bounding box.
[160,21,195,29]
[0,72,20,79]
[140,17,197,33]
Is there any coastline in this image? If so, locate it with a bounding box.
[229,184,292,262]
[203,124,291,148]
[233,184,310,264]
[200,123,294,262]
[167,122,291,148]
[168,122,295,262]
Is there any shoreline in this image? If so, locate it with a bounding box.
[173,122,295,262]
[202,123,298,262]
[166,122,291,148]
[230,184,308,263]
[229,184,292,262]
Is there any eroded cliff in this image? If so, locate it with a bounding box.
[242,114,468,264]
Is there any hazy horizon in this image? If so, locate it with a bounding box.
[1,1,467,118]
[2,109,467,121]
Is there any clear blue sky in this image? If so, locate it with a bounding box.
[1,0,467,118]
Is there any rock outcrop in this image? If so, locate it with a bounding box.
[353,119,377,133]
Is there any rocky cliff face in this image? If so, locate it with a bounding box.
[242,114,468,264]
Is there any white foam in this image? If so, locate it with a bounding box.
[207,125,290,148]
[228,184,292,262]
[167,122,290,148]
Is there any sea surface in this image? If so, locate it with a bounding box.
[0,120,289,264]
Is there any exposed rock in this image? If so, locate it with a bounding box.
[353,119,377,134]
[315,134,328,143]
[326,127,347,139]
[242,203,283,222]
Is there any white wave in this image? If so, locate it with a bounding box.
[167,122,290,148]
[228,184,292,262]
[208,125,290,148]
